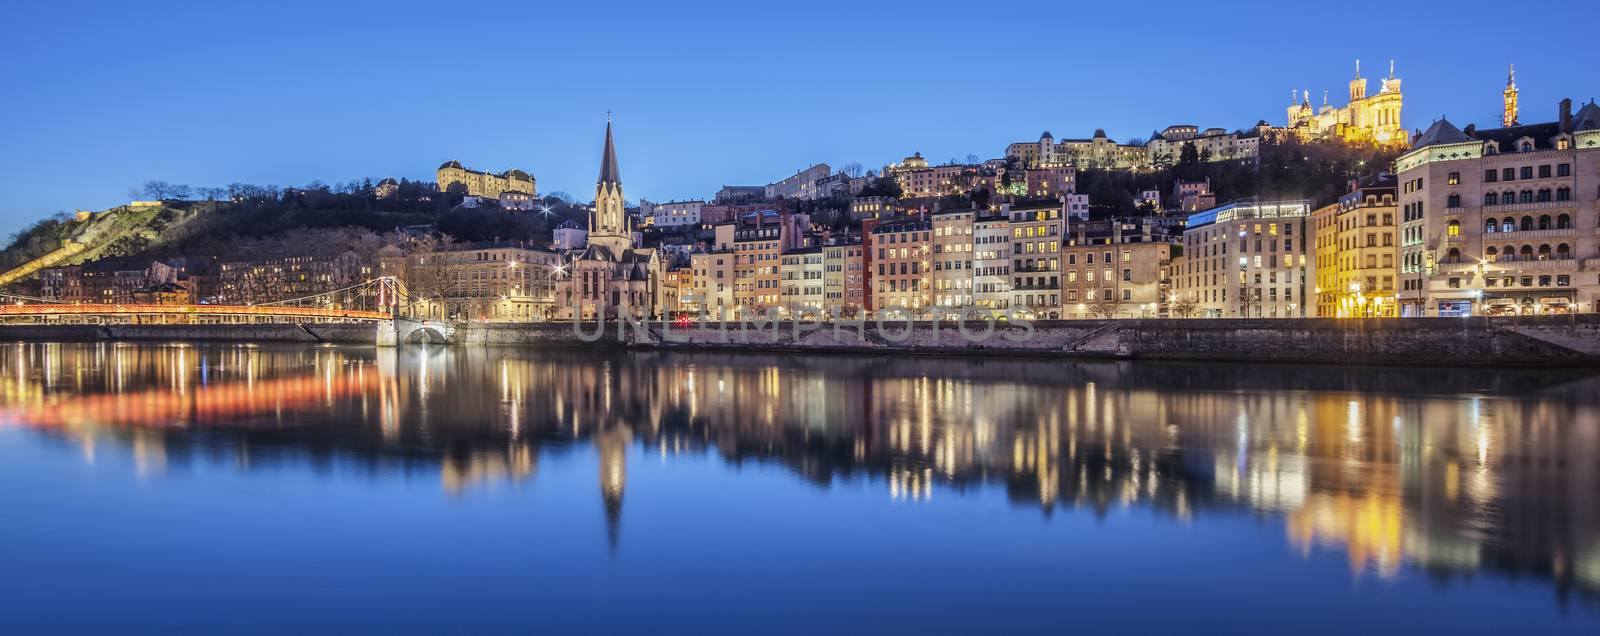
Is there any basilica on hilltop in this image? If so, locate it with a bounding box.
[1282,59,1406,146]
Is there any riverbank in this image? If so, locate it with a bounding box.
[2,316,1598,367]
[457,315,1600,368]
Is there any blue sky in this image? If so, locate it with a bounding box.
[1,0,1593,237]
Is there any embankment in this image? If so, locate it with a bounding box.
[0,323,376,344]
[458,315,1600,367]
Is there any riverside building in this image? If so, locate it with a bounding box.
[1396,98,1600,316]
[1176,198,1313,318]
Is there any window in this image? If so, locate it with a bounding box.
[1447,194,1461,208]
[1521,166,1534,179]
[1558,163,1571,177]
[1484,169,1498,183]
[1485,192,1499,206]
[1539,165,1551,178]
[1503,168,1515,181]
[1447,220,1461,237]
[1448,172,1460,185]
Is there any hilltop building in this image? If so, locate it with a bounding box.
[436,161,537,198]
[1280,59,1405,146]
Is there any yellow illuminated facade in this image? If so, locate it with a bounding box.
[436,160,537,198]
[1282,59,1406,146]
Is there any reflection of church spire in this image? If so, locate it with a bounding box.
[598,426,630,554]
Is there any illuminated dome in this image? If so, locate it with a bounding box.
[901,152,928,169]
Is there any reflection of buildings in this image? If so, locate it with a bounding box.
[3,344,1600,600]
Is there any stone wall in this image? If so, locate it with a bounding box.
[0,323,376,344]
[455,316,1600,367]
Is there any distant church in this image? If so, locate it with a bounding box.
[1282,60,1406,146]
[557,119,667,319]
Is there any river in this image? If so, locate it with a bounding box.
[1,342,1597,633]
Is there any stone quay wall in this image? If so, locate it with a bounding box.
[3,317,1597,367]
[0,323,377,344]
[457,316,1600,367]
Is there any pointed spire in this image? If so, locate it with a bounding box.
[1354,58,1361,79]
[1388,59,1395,79]
[598,116,621,185]
[1507,63,1516,87]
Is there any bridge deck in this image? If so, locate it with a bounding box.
[0,304,391,323]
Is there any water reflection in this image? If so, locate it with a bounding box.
[2,342,1599,605]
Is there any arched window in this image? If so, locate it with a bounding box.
[1447,219,1461,236]
[1485,219,1498,233]
[1537,189,1552,202]
[1485,246,1499,261]
[1445,248,1462,263]
[1557,187,1571,201]
[1485,192,1499,206]
[1503,190,1516,205]
[1558,214,1572,229]
[1557,243,1572,260]
[1447,194,1462,208]
[1503,245,1517,261]
[1521,141,1534,152]
[1520,245,1535,260]
[1502,217,1516,232]
[1538,215,1552,230]
[1537,244,1552,260]
[1520,216,1534,231]
[1520,190,1534,203]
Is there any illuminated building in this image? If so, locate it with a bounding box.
[1060,225,1172,319]
[1333,178,1400,317]
[1175,198,1312,318]
[556,119,669,320]
[849,196,902,221]
[779,247,825,317]
[1145,124,1265,165]
[885,152,987,199]
[689,248,734,319]
[1396,98,1600,316]
[216,253,371,306]
[972,214,1012,314]
[435,160,537,198]
[729,210,808,317]
[380,242,561,321]
[1313,202,1341,317]
[821,242,864,319]
[1006,203,1063,318]
[931,210,975,316]
[1006,130,1148,170]
[1503,64,1519,128]
[867,217,932,316]
[1278,59,1405,146]
[639,199,703,228]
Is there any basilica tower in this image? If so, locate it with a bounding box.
[589,117,633,257]
[1503,64,1520,127]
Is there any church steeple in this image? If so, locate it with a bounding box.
[588,116,632,257]
[1503,64,1520,127]
[599,114,621,186]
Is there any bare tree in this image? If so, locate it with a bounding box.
[1169,296,1200,318]
[1089,296,1124,319]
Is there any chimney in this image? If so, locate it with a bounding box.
[1560,98,1573,133]
[1463,123,1476,136]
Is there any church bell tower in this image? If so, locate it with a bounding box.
[589,116,632,256]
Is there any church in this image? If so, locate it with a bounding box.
[1282,60,1406,146]
[557,119,667,320]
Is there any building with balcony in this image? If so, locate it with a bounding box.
[1396,98,1600,316]
[822,242,865,319]
[973,214,1012,315]
[1061,225,1173,319]
[931,210,975,317]
[867,217,932,316]
[1005,203,1064,317]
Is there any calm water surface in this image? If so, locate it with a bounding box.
[2,342,1599,634]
